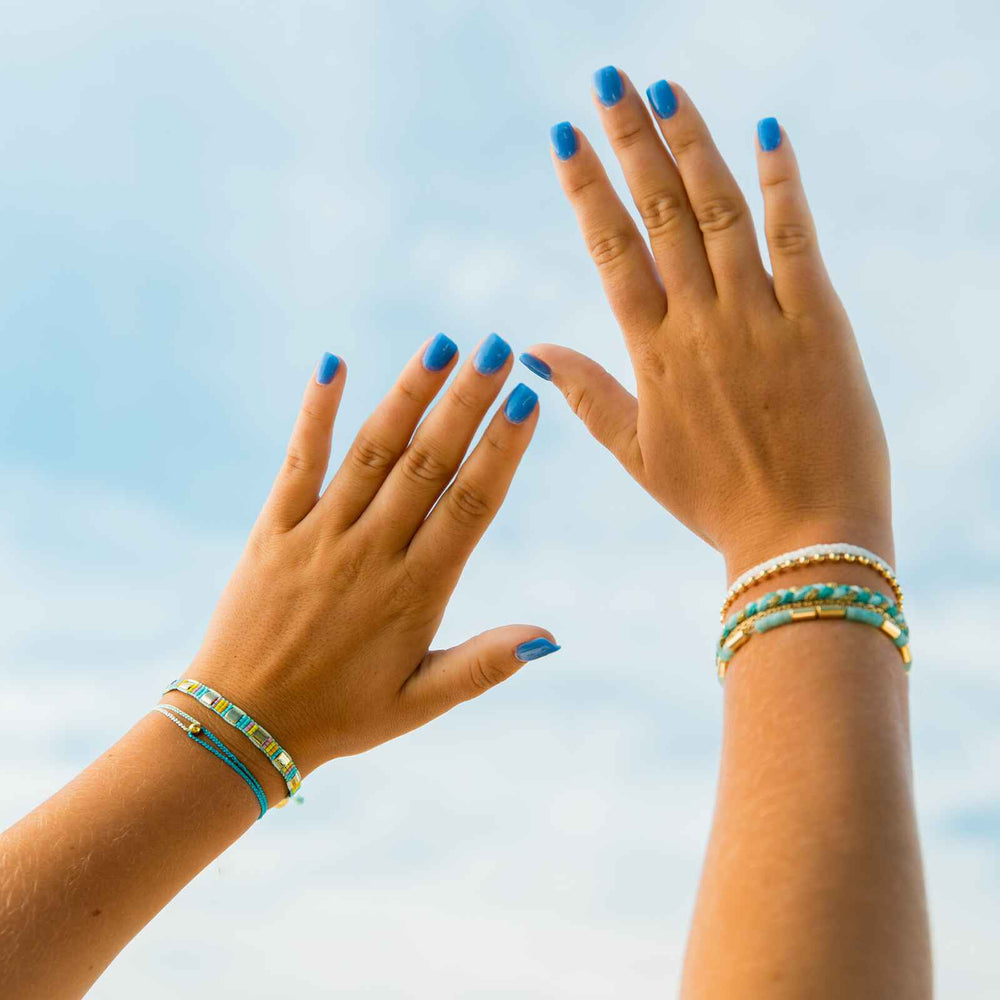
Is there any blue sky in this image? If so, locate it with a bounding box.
[1,1,998,995]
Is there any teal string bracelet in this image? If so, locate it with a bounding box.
[720,583,909,645]
[152,704,269,819]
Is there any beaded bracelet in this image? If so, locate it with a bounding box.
[721,544,903,622]
[716,601,912,683]
[152,704,268,819]
[720,583,908,645]
[164,679,302,801]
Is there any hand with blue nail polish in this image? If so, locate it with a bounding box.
[538,71,894,582]
[188,332,555,777]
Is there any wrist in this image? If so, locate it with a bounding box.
[720,516,895,587]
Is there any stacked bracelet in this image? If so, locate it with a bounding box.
[721,543,903,623]
[164,678,302,802]
[152,704,268,819]
[716,581,912,683]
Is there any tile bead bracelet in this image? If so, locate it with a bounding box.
[720,543,903,623]
[164,678,302,802]
[152,704,269,819]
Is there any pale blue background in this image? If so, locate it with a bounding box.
[1,1,998,996]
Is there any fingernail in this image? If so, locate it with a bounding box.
[550,121,578,160]
[504,382,538,424]
[422,332,458,372]
[474,332,511,375]
[646,79,677,119]
[515,637,561,662]
[757,116,781,152]
[519,353,552,381]
[593,65,624,107]
[316,352,340,385]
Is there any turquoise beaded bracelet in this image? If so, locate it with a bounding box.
[716,583,912,684]
[164,678,302,801]
[720,583,908,645]
[152,704,268,819]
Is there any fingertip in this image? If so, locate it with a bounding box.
[518,352,552,381]
[514,636,562,662]
[550,121,579,161]
[422,332,459,372]
[315,351,341,386]
[503,382,539,425]
[756,116,783,153]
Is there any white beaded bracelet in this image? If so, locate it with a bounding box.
[721,543,901,623]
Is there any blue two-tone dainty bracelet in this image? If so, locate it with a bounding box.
[164,678,302,803]
[152,704,268,819]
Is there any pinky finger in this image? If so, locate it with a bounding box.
[259,352,345,532]
[755,118,836,318]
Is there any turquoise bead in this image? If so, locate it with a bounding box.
[755,609,792,632]
[719,647,734,662]
[846,606,883,627]
[816,584,834,599]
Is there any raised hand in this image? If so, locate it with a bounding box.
[525,70,892,577]
[192,334,555,785]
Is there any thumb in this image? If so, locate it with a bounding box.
[400,625,561,724]
[520,344,640,473]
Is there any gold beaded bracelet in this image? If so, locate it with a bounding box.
[721,549,903,623]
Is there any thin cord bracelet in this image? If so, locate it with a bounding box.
[721,544,903,622]
[716,603,912,684]
[164,679,302,801]
[720,583,908,645]
[152,705,268,819]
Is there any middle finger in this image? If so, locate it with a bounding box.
[359,333,513,549]
[591,66,714,303]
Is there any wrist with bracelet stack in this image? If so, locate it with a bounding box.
[714,542,911,684]
[150,678,304,817]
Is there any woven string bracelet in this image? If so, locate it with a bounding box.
[164,678,302,802]
[720,583,908,645]
[152,704,268,819]
[721,543,902,622]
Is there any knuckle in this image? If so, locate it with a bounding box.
[299,401,326,425]
[447,480,495,524]
[564,173,600,199]
[448,380,482,412]
[768,222,814,256]
[401,443,452,485]
[350,436,397,474]
[587,229,633,269]
[695,197,744,234]
[638,190,686,239]
[468,655,509,693]
[668,129,700,158]
[608,121,644,151]
[395,377,425,406]
[283,445,316,476]
[564,382,597,427]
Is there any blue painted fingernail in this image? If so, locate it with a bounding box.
[593,65,624,107]
[504,382,538,424]
[422,332,458,372]
[316,352,339,385]
[757,117,781,152]
[550,121,578,160]
[519,353,552,381]
[646,79,677,119]
[474,333,511,375]
[515,637,561,662]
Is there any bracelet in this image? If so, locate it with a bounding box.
[152,704,268,819]
[721,543,903,622]
[716,601,912,683]
[164,678,302,800]
[720,583,908,645]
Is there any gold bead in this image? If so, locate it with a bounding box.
[724,629,750,651]
[790,607,818,621]
[187,722,202,734]
[880,620,902,639]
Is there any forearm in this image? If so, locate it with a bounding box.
[682,568,932,998]
[0,709,261,1000]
